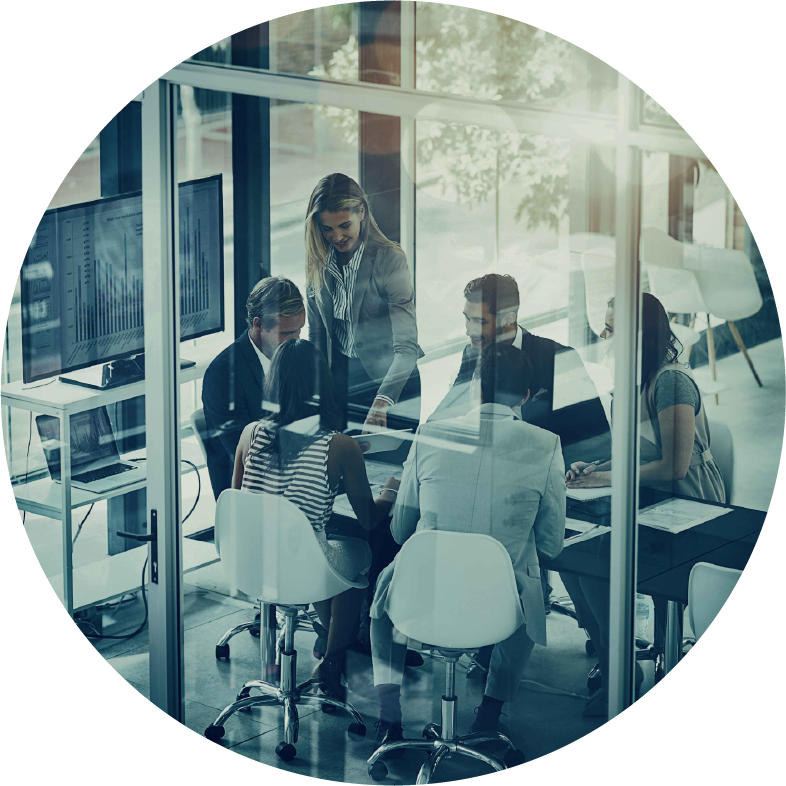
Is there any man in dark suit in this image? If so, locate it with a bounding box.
[428,273,610,467]
[201,276,306,499]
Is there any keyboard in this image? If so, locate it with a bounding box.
[72,463,137,484]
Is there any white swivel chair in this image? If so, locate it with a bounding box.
[688,562,742,640]
[189,409,326,661]
[707,419,734,505]
[367,530,527,783]
[641,227,764,400]
[204,489,368,761]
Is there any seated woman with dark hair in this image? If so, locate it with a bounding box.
[232,339,399,700]
[563,292,725,717]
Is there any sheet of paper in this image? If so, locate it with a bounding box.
[351,428,412,455]
[565,518,601,534]
[637,498,732,533]
[564,524,610,545]
[566,486,612,502]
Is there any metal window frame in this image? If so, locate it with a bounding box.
[142,35,707,720]
[141,79,185,719]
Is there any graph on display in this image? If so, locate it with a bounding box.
[21,176,224,383]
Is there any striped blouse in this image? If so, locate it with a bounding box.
[325,241,364,359]
[241,422,338,534]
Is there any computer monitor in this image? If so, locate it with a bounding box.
[21,174,224,384]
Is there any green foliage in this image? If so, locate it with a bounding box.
[311,4,587,231]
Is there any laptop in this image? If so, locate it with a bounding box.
[36,406,146,493]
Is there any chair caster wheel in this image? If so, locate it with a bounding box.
[347,722,366,741]
[423,724,441,740]
[504,749,526,767]
[204,725,225,742]
[321,703,337,714]
[215,644,230,660]
[369,761,388,781]
[587,674,602,693]
[466,663,484,680]
[249,624,260,639]
[585,640,596,657]
[275,742,297,762]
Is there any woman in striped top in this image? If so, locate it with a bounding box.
[233,339,399,701]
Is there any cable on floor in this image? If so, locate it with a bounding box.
[81,457,202,641]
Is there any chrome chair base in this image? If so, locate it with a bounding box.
[206,606,366,761]
[367,652,525,783]
[214,603,319,661]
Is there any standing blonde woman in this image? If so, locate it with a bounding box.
[305,173,422,435]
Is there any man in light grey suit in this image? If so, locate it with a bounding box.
[370,344,566,748]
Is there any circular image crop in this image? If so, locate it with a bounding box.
[2,2,781,782]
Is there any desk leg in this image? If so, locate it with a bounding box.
[260,603,277,679]
[664,600,684,674]
[60,412,74,618]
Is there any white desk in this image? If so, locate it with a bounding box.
[2,345,216,617]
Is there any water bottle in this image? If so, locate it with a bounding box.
[635,593,651,642]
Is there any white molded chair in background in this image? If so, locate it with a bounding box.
[688,562,742,640]
[204,489,368,762]
[581,246,701,357]
[641,227,764,401]
[368,530,526,783]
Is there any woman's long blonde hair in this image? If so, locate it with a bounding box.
[305,173,399,291]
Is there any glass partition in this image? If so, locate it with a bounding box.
[4,2,781,781]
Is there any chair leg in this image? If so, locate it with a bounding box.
[416,745,452,785]
[728,320,763,387]
[458,731,516,751]
[453,744,506,772]
[706,316,719,404]
[685,315,696,362]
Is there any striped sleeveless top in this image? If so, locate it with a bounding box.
[241,422,338,534]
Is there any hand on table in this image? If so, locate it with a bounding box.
[566,461,598,481]
[566,470,611,489]
[362,399,389,434]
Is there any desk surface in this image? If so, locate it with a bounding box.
[547,497,765,604]
[1,345,215,416]
[13,439,205,516]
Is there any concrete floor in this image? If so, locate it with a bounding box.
[60,338,786,781]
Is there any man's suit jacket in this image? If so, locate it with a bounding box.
[307,241,424,403]
[201,332,265,499]
[371,404,566,647]
[428,327,611,467]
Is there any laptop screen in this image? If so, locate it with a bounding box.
[36,407,120,480]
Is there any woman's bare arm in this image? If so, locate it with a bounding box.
[328,434,397,530]
[231,423,255,490]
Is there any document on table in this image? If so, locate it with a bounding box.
[637,498,732,533]
[564,521,610,545]
[566,487,612,502]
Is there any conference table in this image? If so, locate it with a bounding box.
[538,488,764,673]
[332,462,766,677]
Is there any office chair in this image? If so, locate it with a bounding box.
[190,408,325,660]
[688,562,742,639]
[641,227,764,403]
[204,489,367,761]
[367,530,526,783]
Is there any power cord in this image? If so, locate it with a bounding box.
[81,457,202,641]
[82,556,149,640]
[72,504,95,546]
[21,411,32,525]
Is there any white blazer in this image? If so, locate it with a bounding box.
[372,403,566,647]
